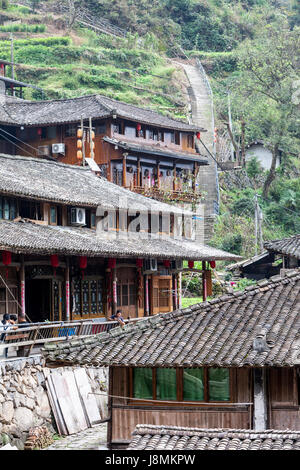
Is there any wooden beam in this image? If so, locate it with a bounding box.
[253,368,268,430]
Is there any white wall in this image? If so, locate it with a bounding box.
[245,144,280,170]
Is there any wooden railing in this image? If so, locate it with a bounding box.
[0,318,137,357]
[130,186,201,203]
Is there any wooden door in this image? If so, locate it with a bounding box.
[116,267,137,318]
[151,275,172,315]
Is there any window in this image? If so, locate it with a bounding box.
[65,124,77,137]
[95,122,106,135]
[0,286,18,315]
[117,282,136,307]
[175,131,180,145]
[131,367,231,403]
[19,200,41,220]
[50,206,57,225]
[0,197,17,220]
[187,134,194,148]
[72,278,103,317]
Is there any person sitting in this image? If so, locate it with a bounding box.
[0,314,18,358]
[109,310,125,327]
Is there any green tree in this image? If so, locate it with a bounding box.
[231,23,300,198]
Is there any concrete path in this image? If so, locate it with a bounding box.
[46,423,108,450]
[180,61,219,243]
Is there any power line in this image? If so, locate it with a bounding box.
[0,130,36,158]
[0,126,39,153]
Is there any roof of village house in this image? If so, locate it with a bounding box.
[0,153,192,214]
[226,251,271,271]
[103,136,208,163]
[264,234,300,260]
[0,93,203,131]
[0,218,239,261]
[127,425,300,450]
[43,270,300,368]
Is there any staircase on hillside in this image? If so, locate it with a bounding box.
[180,60,220,244]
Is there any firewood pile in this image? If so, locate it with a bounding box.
[24,426,54,450]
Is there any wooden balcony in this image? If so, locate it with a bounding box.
[130,185,202,204]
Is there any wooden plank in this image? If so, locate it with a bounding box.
[4,333,29,341]
[45,374,67,436]
[74,368,102,426]
[50,370,88,435]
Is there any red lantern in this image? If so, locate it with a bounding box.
[2,251,11,278]
[50,254,59,276]
[37,128,42,136]
[136,123,141,131]
[107,258,116,269]
[79,256,87,278]
[210,260,216,269]
[163,260,170,268]
[188,260,194,269]
[196,132,201,139]
[136,259,143,268]
[79,256,88,270]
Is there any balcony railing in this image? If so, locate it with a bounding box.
[130,186,202,204]
[0,318,139,358]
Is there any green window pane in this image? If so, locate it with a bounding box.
[183,368,204,401]
[3,199,9,220]
[156,368,177,401]
[133,368,153,399]
[209,368,230,401]
[50,206,57,224]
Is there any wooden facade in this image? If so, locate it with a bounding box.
[0,254,179,324]
[108,365,300,448]
[1,105,206,204]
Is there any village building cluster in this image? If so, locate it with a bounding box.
[0,58,299,452]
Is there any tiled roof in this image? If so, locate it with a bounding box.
[264,235,300,259]
[42,270,300,368]
[0,153,190,214]
[0,219,239,261]
[128,425,300,450]
[0,94,202,131]
[103,137,208,163]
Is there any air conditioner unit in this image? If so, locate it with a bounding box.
[143,258,157,274]
[52,143,65,155]
[37,145,51,157]
[70,207,86,226]
[170,260,183,272]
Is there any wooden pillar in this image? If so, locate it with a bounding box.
[253,368,268,430]
[145,275,149,316]
[202,261,207,302]
[65,259,70,321]
[19,256,26,322]
[107,367,113,449]
[178,272,182,309]
[157,161,160,189]
[137,158,141,187]
[122,153,127,187]
[112,268,117,316]
[173,163,176,191]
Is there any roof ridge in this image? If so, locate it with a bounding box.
[69,269,300,344]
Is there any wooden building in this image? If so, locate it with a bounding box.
[0,94,207,206]
[43,270,300,448]
[0,153,237,324]
[227,234,300,280]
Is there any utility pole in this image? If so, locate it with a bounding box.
[254,194,263,255]
[10,33,14,81]
[227,89,234,162]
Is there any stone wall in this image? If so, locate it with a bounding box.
[0,355,108,449]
